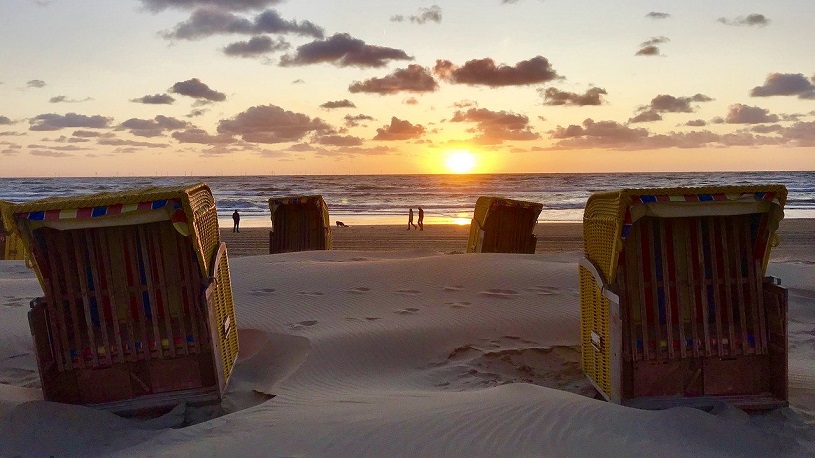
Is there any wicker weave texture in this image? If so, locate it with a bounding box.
[579,265,611,395]
[214,245,239,385]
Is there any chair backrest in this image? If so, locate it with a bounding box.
[269,195,332,252]
[468,197,543,253]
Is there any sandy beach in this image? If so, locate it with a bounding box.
[1,219,814,456]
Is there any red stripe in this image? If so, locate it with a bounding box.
[107,203,123,215]
[76,207,93,218]
[713,193,727,201]
[137,201,152,211]
[684,194,698,201]
[656,195,670,202]
[45,209,61,220]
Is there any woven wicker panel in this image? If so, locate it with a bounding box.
[579,265,611,395]
[213,245,239,385]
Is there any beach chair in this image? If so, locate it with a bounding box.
[467,197,543,253]
[1,201,28,261]
[2,183,239,414]
[579,186,788,410]
[268,195,332,254]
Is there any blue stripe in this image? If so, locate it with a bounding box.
[91,206,107,217]
[698,194,714,201]
[639,195,657,203]
[28,211,45,221]
[151,199,167,209]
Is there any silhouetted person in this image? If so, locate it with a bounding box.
[232,210,240,233]
[408,208,417,230]
[417,207,424,231]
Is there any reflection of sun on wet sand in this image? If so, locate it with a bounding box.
[1,219,815,455]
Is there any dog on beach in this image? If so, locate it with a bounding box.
[335,221,348,227]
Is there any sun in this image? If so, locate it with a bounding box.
[445,150,477,174]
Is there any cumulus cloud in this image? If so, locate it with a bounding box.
[724,104,779,124]
[373,117,425,140]
[30,149,71,157]
[348,64,438,94]
[450,108,539,144]
[539,87,606,106]
[131,93,176,104]
[0,116,13,125]
[315,134,364,146]
[629,110,662,123]
[718,14,770,27]
[391,5,442,24]
[646,12,670,19]
[280,33,412,68]
[320,99,356,109]
[433,56,558,87]
[27,79,46,88]
[344,114,374,128]
[217,104,331,143]
[140,0,282,12]
[98,137,169,148]
[49,95,92,103]
[29,113,112,131]
[170,78,226,101]
[119,115,190,137]
[162,7,323,40]
[684,119,707,127]
[404,97,418,105]
[223,35,289,57]
[172,128,235,144]
[750,73,815,99]
[630,93,713,122]
[635,36,669,56]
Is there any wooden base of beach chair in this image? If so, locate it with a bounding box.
[269,203,328,254]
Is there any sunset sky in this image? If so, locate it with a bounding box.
[1,0,814,177]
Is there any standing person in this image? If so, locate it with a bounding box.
[232,210,240,233]
[417,207,424,231]
[408,208,417,230]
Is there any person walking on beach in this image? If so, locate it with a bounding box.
[408,208,417,230]
[417,207,424,231]
[232,210,240,233]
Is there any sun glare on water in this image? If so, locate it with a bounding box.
[445,150,477,174]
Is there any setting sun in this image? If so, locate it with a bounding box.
[445,150,477,174]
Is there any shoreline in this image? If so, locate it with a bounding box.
[221,218,815,262]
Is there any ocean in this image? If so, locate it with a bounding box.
[1,172,813,227]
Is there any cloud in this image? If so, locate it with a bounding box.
[404,97,418,105]
[27,79,46,88]
[724,104,779,124]
[641,36,670,47]
[140,0,283,12]
[629,110,662,123]
[630,93,714,122]
[170,78,226,101]
[344,114,374,128]
[373,117,425,140]
[223,35,289,57]
[348,64,438,95]
[450,108,539,144]
[391,5,442,24]
[684,119,707,127]
[162,7,323,40]
[320,99,356,109]
[434,56,558,87]
[280,33,412,68]
[390,15,404,22]
[27,143,90,152]
[217,104,331,143]
[550,119,649,145]
[780,121,815,147]
[646,12,670,19]
[49,95,92,103]
[29,113,112,131]
[131,93,176,104]
[540,87,606,106]
[750,73,815,99]
[314,145,392,157]
[119,115,190,137]
[635,45,661,56]
[315,134,364,146]
[97,137,169,148]
[172,128,235,144]
[718,14,770,27]
[30,149,71,157]
[0,116,13,125]
[186,108,208,117]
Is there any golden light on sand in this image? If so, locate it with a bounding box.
[445,150,477,174]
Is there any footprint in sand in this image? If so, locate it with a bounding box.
[443,285,464,292]
[444,301,471,309]
[395,289,421,296]
[348,286,371,294]
[2,297,28,308]
[288,320,317,330]
[249,288,276,296]
[297,291,325,297]
[394,307,420,315]
[480,289,519,299]
[344,316,382,322]
[526,286,559,296]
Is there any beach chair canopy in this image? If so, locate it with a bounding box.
[0,200,28,261]
[467,196,543,253]
[2,183,239,412]
[268,195,332,253]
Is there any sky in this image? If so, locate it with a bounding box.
[1,0,814,177]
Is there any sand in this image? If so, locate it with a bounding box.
[1,219,814,456]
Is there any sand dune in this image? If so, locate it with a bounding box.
[2,248,815,456]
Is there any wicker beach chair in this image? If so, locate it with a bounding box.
[1,183,239,414]
[0,201,28,261]
[268,195,332,254]
[579,185,788,410]
[466,197,543,253]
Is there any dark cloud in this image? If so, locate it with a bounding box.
[140,0,282,12]
[131,93,176,104]
[724,104,779,124]
[223,35,289,57]
[780,121,815,147]
[172,128,235,144]
[540,87,606,106]
[119,115,190,137]
[434,56,558,87]
[321,99,356,109]
[718,14,770,27]
[630,93,713,122]
[170,78,226,101]
[404,97,418,105]
[72,130,103,137]
[751,124,783,134]
[390,15,404,23]
[98,137,169,148]
[217,104,331,143]
[629,110,662,123]
[450,108,539,144]
[186,108,208,117]
[684,119,707,127]
[635,45,661,56]
[49,95,92,103]
[391,5,441,24]
[344,114,374,128]
[287,142,315,151]
[280,33,412,68]
[348,64,438,94]
[641,36,670,47]
[646,12,670,19]
[750,73,815,99]
[0,116,13,125]
[27,79,46,88]
[315,134,364,146]
[29,113,112,131]
[292,79,305,84]
[373,117,425,140]
[30,149,71,157]
[162,7,323,40]
[551,119,649,144]
[453,100,477,108]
